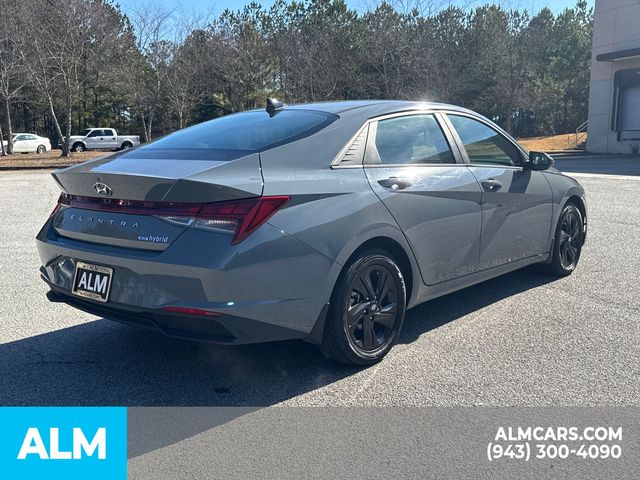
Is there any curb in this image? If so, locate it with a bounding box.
[0,164,80,172]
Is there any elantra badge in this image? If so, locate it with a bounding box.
[93,182,112,197]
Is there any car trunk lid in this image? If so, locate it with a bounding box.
[50,150,263,251]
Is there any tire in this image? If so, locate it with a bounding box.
[120,142,133,150]
[72,142,85,152]
[543,203,584,276]
[36,145,46,154]
[321,249,406,366]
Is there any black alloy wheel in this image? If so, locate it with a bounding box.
[545,203,584,276]
[558,208,582,270]
[346,264,399,352]
[321,250,406,366]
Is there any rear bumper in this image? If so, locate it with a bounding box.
[36,217,342,344]
[44,283,305,345]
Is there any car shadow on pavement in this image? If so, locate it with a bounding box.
[398,266,558,345]
[0,266,559,457]
[0,266,558,409]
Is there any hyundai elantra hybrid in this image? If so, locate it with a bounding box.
[37,100,586,365]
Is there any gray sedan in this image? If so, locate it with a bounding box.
[36,100,586,365]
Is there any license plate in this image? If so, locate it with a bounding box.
[71,261,113,303]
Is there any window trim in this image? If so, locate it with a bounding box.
[332,109,466,169]
[330,123,370,168]
[441,111,528,169]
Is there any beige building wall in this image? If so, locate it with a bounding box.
[587,0,640,153]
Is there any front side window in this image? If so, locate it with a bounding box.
[371,114,454,165]
[88,130,104,137]
[448,115,523,167]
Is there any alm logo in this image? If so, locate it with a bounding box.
[17,427,106,460]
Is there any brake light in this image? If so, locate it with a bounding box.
[196,196,290,244]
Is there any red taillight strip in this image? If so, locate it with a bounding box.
[57,193,202,216]
[162,306,222,317]
[56,193,291,244]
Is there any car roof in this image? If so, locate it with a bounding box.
[284,99,476,117]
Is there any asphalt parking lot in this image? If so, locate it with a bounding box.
[1,163,639,408]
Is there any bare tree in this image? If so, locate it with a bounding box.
[121,1,174,141]
[164,10,213,129]
[0,0,28,154]
[0,118,5,156]
[18,0,98,156]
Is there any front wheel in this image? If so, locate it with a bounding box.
[321,250,406,366]
[36,145,46,154]
[72,143,85,152]
[544,203,584,276]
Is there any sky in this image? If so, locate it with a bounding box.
[115,0,595,19]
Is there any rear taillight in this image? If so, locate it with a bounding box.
[50,194,71,216]
[194,196,290,244]
[54,193,290,244]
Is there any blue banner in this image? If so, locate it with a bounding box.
[0,407,127,480]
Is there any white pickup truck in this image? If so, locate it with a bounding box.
[67,128,140,152]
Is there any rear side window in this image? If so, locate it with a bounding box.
[370,114,454,165]
[448,115,523,166]
[128,110,337,160]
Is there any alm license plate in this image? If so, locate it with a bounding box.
[71,261,113,303]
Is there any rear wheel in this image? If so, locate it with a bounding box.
[36,145,46,154]
[544,203,584,276]
[121,142,133,150]
[321,250,406,366]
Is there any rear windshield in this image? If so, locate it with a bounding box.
[123,109,337,160]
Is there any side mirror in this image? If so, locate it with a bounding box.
[528,151,554,171]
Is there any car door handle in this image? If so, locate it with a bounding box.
[481,178,503,191]
[378,178,413,190]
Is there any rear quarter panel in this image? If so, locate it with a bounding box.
[260,125,423,308]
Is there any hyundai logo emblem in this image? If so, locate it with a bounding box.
[93,182,112,197]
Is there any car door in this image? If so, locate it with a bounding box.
[102,129,117,149]
[444,113,553,270]
[85,129,104,149]
[12,135,27,152]
[25,134,39,152]
[364,112,483,285]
